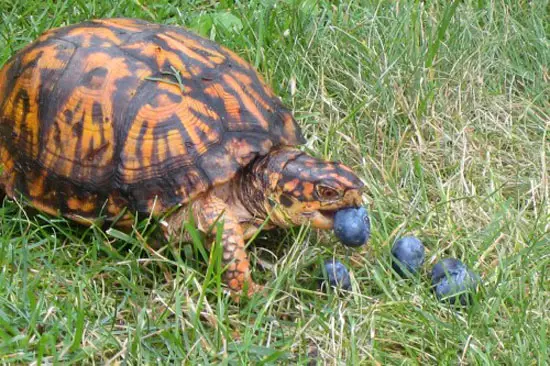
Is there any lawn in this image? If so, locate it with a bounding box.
[0,0,548,364]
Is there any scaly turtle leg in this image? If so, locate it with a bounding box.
[191,194,262,298]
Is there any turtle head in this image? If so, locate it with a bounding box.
[262,149,364,229]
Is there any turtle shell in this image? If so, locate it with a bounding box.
[0,18,304,224]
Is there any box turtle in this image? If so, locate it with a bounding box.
[0,18,364,297]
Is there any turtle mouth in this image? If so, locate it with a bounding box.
[319,209,337,220]
[308,209,338,229]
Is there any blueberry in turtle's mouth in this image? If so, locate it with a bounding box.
[332,207,370,247]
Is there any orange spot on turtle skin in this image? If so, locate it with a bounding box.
[229,279,239,290]
[302,182,314,199]
[236,260,249,274]
[267,172,281,192]
[235,272,245,282]
[328,172,356,188]
[233,248,247,262]
[67,196,97,213]
[283,179,300,192]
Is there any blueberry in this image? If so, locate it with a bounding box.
[321,259,352,290]
[333,207,370,247]
[391,236,425,277]
[431,258,481,306]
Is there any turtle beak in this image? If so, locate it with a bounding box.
[310,210,337,229]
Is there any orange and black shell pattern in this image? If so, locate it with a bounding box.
[0,18,304,224]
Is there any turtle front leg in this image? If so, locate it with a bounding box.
[192,194,262,298]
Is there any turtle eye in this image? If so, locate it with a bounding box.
[316,185,341,201]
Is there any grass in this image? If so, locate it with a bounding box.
[0,0,549,364]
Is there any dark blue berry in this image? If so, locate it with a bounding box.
[333,207,370,247]
[321,259,352,290]
[431,258,480,306]
[391,236,425,277]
